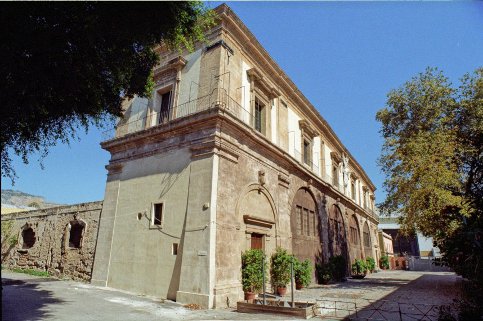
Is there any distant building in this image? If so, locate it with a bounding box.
[378,217,440,257]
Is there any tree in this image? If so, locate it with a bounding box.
[0,2,215,182]
[376,67,482,285]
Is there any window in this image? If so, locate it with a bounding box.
[152,203,164,227]
[172,243,178,255]
[332,165,339,187]
[296,206,302,235]
[303,139,311,166]
[304,208,310,236]
[254,99,265,134]
[22,227,36,249]
[69,220,85,248]
[351,180,356,201]
[158,89,173,124]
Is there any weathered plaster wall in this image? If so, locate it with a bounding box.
[1,202,102,281]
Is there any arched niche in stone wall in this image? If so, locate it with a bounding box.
[363,221,372,258]
[290,187,322,266]
[328,205,348,262]
[348,215,362,260]
[21,223,36,249]
[236,184,277,252]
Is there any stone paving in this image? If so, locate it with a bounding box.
[2,270,462,320]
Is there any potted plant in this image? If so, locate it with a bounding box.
[380,255,390,270]
[316,263,332,285]
[329,255,347,282]
[241,249,266,300]
[365,257,376,273]
[351,259,368,279]
[270,247,292,296]
[294,258,312,290]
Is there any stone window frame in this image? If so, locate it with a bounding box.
[350,173,358,201]
[247,68,274,139]
[331,152,342,189]
[150,202,165,229]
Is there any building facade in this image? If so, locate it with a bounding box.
[91,4,378,309]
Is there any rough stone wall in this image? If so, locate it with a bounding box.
[1,201,102,281]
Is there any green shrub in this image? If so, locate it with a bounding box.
[294,258,312,287]
[329,255,347,281]
[270,247,292,288]
[315,263,332,284]
[365,257,376,272]
[380,255,390,269]
[241,249,266,293]
[351,259,368,275]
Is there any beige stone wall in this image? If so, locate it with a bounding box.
[1,202,102,281]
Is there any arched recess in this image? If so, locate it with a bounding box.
[68,219,86,249]
[236,184,277,252]
[328,205,348,262]
[290,187,321,267]
[363,221,372,258]
[349,215,362,260]
[21,224,36,249]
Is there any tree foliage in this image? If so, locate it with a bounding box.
[0,2,215,182]
[376,67,482,284]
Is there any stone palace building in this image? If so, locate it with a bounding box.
[91,4,378,308]
[1,4,378,310]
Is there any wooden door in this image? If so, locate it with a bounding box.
[251,233,263,250]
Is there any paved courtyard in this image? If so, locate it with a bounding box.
[2,270,462,320]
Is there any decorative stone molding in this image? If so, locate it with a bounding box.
[330,152,342,164]
[278,173,290,188]
[243,215,275,229]
[258,170,266,186]
[106,163,123,175]
[299,120,317,139]
[153,56,187,78]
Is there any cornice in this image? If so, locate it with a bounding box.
[214,4,376,191]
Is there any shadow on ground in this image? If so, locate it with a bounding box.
[2,277,65,321]
[317,273,460,321]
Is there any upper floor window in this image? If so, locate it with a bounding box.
[303,139,312,166]
[351,180,356,201]
[158,88,173,124]
[332,165,339,187]
[254,98,266,135]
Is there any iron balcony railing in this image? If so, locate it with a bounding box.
[102,90,375,216]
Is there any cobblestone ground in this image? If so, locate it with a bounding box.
[2,270,462,320]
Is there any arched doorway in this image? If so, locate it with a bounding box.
[290,188,320,264]
[349,215,362,260]
[328,205,348,261]
[238,185,277,253]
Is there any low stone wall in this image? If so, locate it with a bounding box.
[1,201,102,281]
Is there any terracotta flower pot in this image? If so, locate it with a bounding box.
[244,291,256,300]
[295,282,303,290]
[276,286,287,296]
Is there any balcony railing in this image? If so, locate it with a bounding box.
[102,91,375,217]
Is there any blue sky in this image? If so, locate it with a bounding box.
[2,1,482,205]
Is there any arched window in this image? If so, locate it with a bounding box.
[22,227,36,249]
[69,220,86,248]
[329,205,346,257]
[349,215,360,245]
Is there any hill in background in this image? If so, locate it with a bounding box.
[1,189,63,211]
